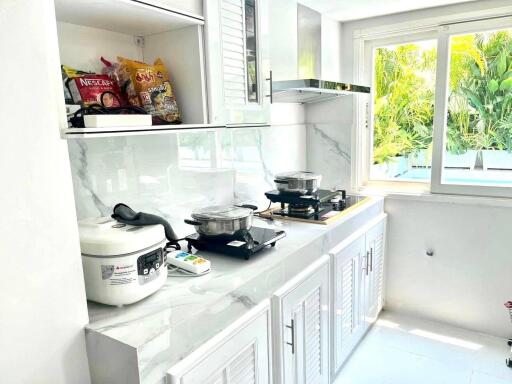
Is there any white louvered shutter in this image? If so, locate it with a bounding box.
[304,288,322,384]
[220,0,248,105]
[365,218,386,323]
[170,304,270,384]
[372,230,385,314]
[331,235,366,373]
[279,258,329,384]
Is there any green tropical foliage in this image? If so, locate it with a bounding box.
[374,29,512,164]
[373,43,436,164]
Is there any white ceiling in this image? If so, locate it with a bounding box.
[298,0,478,22]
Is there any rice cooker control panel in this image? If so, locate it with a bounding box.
[137,247,164,283]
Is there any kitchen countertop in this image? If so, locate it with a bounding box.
[85,196,384,384]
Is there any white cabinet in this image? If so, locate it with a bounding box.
[330,215,387,376]
[167,300,272,384]
[364,218,386,327]
[204,0,271,125]
[331,235,366,372]
[272,256,330,384]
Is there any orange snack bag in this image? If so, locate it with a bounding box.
[117,57,181,124]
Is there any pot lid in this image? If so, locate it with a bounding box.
[192,205,252,221]
[275,171,321,181]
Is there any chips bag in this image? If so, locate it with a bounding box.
[116,57,181,124]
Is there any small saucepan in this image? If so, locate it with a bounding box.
[274,171,322,195]
[184,204,258,237]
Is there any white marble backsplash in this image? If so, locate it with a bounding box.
[306,97,355,191]
[68,124,306,234]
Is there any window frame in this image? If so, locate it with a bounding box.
[355,15,512,198]
[431,16,512,198]
[356,30,440,192]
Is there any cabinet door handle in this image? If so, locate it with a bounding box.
[370,247,373,272]
[266,70,273,104]
[285,318,295,354]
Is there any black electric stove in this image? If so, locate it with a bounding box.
[185,226,286,260]
[264,189,366,223]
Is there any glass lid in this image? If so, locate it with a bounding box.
[275,171,321,181]
[191,205,252,221]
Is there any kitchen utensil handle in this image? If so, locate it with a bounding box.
[285,319,295,354]
[184,219,202,226]
[237,204,258,211]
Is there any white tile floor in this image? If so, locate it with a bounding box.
[334,311,512,384]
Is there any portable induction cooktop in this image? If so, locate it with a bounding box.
[185,226,286,260]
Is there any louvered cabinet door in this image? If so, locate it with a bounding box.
[204,0,270,125]
[365,217,386,324]
[273,256,330,384]
[330,235,366,374]
[167,301,271,384]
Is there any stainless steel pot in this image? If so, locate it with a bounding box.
[184,204,257,237]
[274,171,322,194]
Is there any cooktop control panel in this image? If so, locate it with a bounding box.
[137,248,164,281]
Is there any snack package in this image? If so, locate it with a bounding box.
[67,74,123,108]
[115,56,181,124]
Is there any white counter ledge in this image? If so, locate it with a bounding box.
[85,196,384,384]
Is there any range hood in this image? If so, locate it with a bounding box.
[269,3,370,104]
[271,78,370,104]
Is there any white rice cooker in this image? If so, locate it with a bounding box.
[79,216,168,306]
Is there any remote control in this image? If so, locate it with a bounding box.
[166,250,211,274]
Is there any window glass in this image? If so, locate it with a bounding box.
[245,0,258,102]
[370,40,437,182]
[442,29,512,186]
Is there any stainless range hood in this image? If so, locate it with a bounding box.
[269,3,370,104]
[271,78,370,104]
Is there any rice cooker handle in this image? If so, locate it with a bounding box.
[112,203,179,242]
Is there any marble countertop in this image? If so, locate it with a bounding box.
[86,196,384,384]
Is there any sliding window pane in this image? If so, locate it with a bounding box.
[443,29,512,186]
[371,40,437,181]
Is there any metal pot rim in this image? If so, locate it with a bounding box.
[191,205,253,221]
[274,171,322,181]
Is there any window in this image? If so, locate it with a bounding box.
[359,16,512,197]
[371,39,437,182]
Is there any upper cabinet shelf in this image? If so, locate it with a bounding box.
[63,123,224,139]
[54,0,204,36]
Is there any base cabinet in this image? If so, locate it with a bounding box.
[167,301,272,384]
[167,215,386,384]
[330,215,387,376]
[272,256,330,384]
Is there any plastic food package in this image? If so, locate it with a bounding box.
[115,56,181,124]
[62,65,123,108]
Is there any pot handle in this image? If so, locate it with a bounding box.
[237,204,258,211]
[274,179,289,184]
[184,219,202,226]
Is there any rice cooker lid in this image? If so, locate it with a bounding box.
[192,205,252,221]
[78,217,166,257]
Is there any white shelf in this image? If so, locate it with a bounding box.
[54,0,204,36]
[63,123,225,139]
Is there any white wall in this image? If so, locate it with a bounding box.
[0,1,91,383]
[385,196,512,337]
